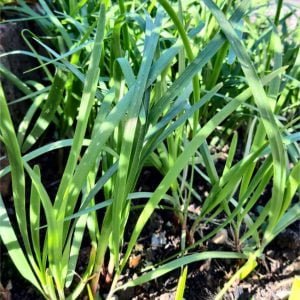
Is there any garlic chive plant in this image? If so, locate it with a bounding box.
[0,0,299,299]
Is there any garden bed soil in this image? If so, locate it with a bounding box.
[0,212,299,299]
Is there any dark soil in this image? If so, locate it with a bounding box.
[1,214,299,300]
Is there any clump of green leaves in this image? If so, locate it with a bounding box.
[0,0,299,299]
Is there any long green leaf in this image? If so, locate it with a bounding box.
[203,0,287,239]
[116,251,245,291]
[0,195,42,293]
[22,69,67,152]
[112,8,164,269]
[29,165,43,270]
[24,162,64,295]
[54,4,106,217]
[0,82,32,258]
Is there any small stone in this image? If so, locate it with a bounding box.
[151,231,166,249]
[212,229,228,245]
[129,254,142,269]
[276,290,290,299]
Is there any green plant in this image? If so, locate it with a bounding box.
[0,0,299,299]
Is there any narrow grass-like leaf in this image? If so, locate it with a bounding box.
[116,252,245,292]
[147,40,182,88]
[22,69,67,152]
[0,64,32,95]
[175,266,187,300]
[65,192,174,222]
[0,83,32,257]
[0,139,90,178]
[9,86,49,106]
[17,90,46,146]
[0,50,65,70]
[199,145,266,220]
[290,276,300,300]
[24,161,64,296]
[270,203,300,246]
[65,171,95,288]
[143,84,222,160]
[263,161,300,246]
[39,0,72,48]
[203,0,287,239]
[279,161,300,217]
[21,29,53,80]
[112,9,164,267]
[61,86,134,224]
[267,26,283,103]
[29,37,103,100]
[215,254,258,300]
[29,165,43,270]
[54,4,106,215]
[116,57,136,88]
[24,40,93,74]
[0,194,42,293]
[223,132,238,175]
